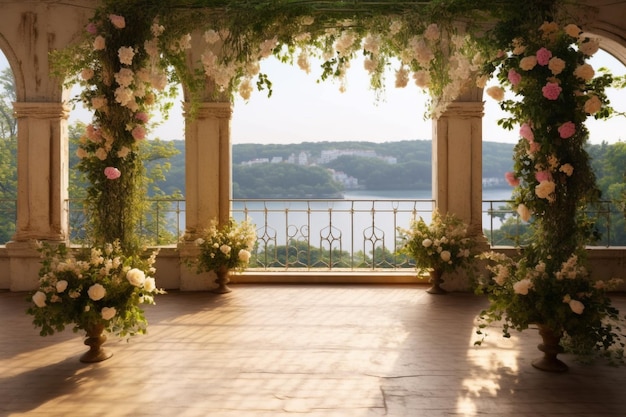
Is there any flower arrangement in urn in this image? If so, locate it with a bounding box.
[477,18,625,370]
[398,210,476,294]
[190,218,256,293]
[27,240,165,362]
[476,251,625,366]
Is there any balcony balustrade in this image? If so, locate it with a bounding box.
[0,198,622,271]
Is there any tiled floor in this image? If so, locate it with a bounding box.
[1,285,626,417]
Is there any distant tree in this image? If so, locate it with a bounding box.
[0,68,17,243]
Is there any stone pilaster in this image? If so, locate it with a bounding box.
[11,102,70,241]
[432,100,484,236]
[179,101,232,291]
[7,102,69,290]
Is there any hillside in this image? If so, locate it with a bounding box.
[161,139,516,198]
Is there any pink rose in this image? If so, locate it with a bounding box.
[536,47,552,65]
[529,141,541,154]
[535,170,552,182]
[104,167,121,180]
[132,125,146,141]
[109,14,126,29]
[519,123,534,142]
[542,82,562,100]
[558,121,576,139]
[508,69,522,86]
[505,172,520,186]
[135,112,150,123]
[86,22,97,35]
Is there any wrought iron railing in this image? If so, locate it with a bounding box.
[1,198,624,269]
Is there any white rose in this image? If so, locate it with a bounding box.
[101,307,117,320]
[194,238,205,246]
[513,278,532,295]
[32,291,47,307]
[220,244,231,255]
[55,280,68,293]
[440,251,451,262]
[87,283,106,301]
[569,299,585,314]
[143,277,156,292]
[422,238,433,248]
[238,249,251,263]
[126,268,146,287]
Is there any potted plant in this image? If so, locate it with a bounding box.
[398,209,476,294]
[27,240,165,362]
[189,218,256,293]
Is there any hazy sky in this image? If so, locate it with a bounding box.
[2,49,625,145]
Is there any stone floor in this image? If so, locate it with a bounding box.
[1,284,626,417]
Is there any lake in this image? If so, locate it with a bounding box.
[226,188,514,252]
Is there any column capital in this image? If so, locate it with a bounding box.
[439,101,484,119]
[13,102,70,119]
[184,102,233,120]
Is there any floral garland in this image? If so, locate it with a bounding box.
[477,21,625,361]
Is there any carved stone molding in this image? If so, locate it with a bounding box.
[13,102,70,119]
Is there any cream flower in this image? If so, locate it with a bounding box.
[578,38,600,56]
[440,250,451,263]
[109,14,125,29]
[569,299,585,314]
[101,307,117,320]
[564,24,582,38]
[220,244,231,255]
[517,204,531,222]
[559,163,574,176]
[513,278,532,295]
[584,94,602,114]
[422,238,433,248]
[574,63,595,81]
[126,268,146,287]
[93,35,106,50]
[87,283,106,301]
[395,67,409,88]
[143,277,156,292]
[486,86,505,101]
[32,291,47,307]
[519,56,537,71]
[118,46,135,66]
[535,180,556,201]
[238,249,251,263]
[548,57,566,75]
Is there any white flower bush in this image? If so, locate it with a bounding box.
[189,218,256,273]
[27,240,164,337]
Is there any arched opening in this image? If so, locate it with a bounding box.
[0,51,17,246]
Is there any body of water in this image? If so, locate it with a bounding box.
[225,188,514,252]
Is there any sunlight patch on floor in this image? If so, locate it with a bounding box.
[456,326,522,416]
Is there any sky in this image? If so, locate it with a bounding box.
[2,49,625,145]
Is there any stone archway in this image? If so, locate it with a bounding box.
[1,0,626,291]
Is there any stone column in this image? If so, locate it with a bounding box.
[431,93,487,291]
[432,99,484,236]
[6,101,70,291]
[179,101,233,290]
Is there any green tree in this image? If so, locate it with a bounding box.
[0,68,17,243]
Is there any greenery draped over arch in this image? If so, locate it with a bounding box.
[52,0,587,252]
